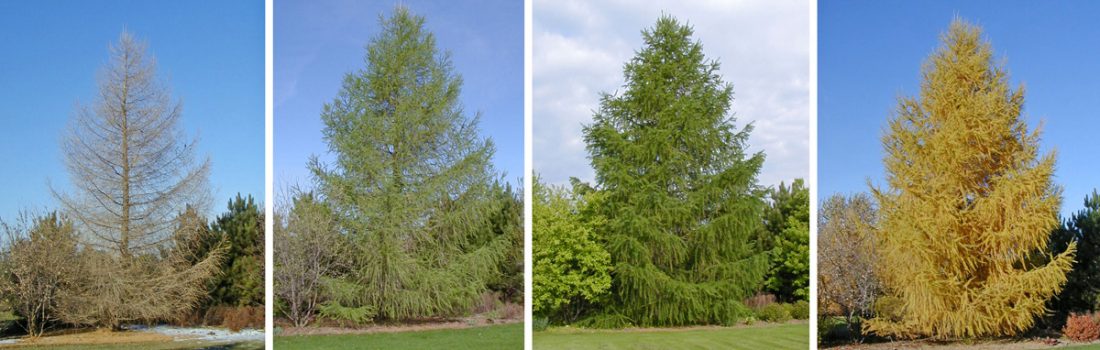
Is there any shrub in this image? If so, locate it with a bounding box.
[533,317,549,332]
[757,303,791,323]
[1064,313,1100,342]
[318,302,376,327]
[818,316,854,344]
[576,313,632,329]
[790,300,810,320]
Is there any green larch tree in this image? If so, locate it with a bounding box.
[867,19,1075,339]
[309,7,511,321]
[582,15,769,327]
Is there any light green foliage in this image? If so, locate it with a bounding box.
[319,277,377,325]
[308,7,512,321]
[790,300,810,320]
[532,177,611,322]
[581,15,768,327]
[764,180,810,301]
[757,303,792,323]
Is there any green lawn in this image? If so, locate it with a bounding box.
[274,323,523,350]
[535,323,808,350]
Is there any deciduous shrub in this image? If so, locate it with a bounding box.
[757,303,791,323]
[1064,313,1100,342]
[790,300,810,320]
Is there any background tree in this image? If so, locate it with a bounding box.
[0,212,81,337]
[866,19,1075,339]
[485,183,524,303]
[581,15,769,326]
[52,31,225,329]
[532,176,611,323]
[208,194,264,307]
[1047,191,1100,327]
[763,179,810,302]
[274,192,346,327]
[818,193,879,340]
[308,7,512,321]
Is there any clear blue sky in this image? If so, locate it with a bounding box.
[819,0,1100,217]
[0,0,265,220]
[274,0,524,197]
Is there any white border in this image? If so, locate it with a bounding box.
[264,0,275,347]
[523,0,534,348]
[808,0,819,347]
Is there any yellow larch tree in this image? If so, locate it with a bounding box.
[866,19,1076,339]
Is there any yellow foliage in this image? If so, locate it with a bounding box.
[865,18,1076,339]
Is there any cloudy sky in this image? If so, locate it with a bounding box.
[533,0,810,188]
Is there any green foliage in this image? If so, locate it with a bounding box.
[308,7,511,321]
[763,180,810,302]
[208,194,265,307]
[756,303,791,323]
[532,177,611,322]
[575,312,633,329]
[790,300,810,320]
[319,278,377,326]
[1048,191,1100,326]
[485,183,524,303]
[533,317,550,332]
[580,14,768,327]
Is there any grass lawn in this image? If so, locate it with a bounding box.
[535,322,808,350]
[274,323,523,350]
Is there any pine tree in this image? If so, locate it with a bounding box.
[582,15,768,327]
[867,19,1075,339]
[209,194,264,307]
[1047,191,1100,327]
[309,7,510,321]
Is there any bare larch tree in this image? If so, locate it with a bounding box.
[52,31,224,329]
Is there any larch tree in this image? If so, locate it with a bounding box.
[867,19,1075,339]
[309,7,510,321]
[582,15,768,327]
[53,31,225,329]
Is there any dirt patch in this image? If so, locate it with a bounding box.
[278,317,523,337]
[0,329,171,347]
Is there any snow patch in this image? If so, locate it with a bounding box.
[127,325,264,343]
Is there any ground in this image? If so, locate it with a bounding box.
[275,322,522,350]
[535,321,808,350]
[828,340,1100,349]
[0,327,263,349]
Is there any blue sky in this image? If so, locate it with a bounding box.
[534,0,809,189]
[0,0,264,220]
[274,0,524,198]
[819,0,1100,217]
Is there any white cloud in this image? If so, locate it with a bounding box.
[533,0,809,188]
